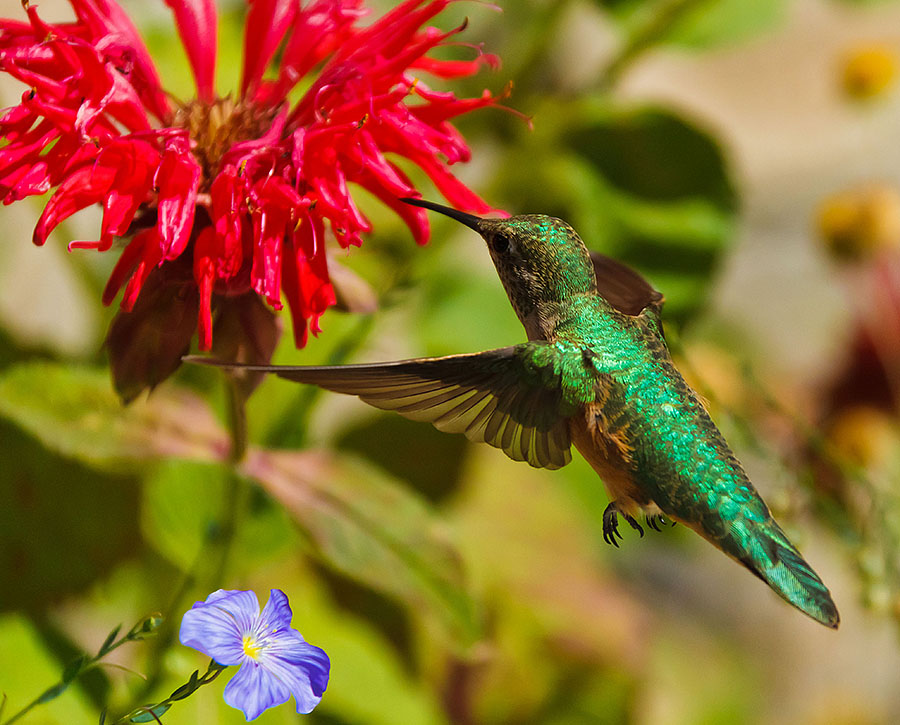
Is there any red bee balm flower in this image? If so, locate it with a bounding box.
[0,0,505,398]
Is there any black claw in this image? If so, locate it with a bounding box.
[602,502,621,547]
[622,512,644,538]
[647,514,670,532]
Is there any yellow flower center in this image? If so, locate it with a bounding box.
[242,633,262,660]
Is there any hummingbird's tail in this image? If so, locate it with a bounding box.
[731,519,839,628]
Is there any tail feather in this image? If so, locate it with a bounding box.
[736,521,839,629]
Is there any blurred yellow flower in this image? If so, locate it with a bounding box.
[817,183,900,261]
[841,44,897,100]
[827,405,897,470]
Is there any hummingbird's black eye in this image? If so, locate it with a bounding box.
[489,232,510,254]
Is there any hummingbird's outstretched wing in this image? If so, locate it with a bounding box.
[187,344,594,470]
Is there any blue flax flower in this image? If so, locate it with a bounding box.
[180,589,329,720]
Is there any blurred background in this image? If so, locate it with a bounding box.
[4,0,900,722]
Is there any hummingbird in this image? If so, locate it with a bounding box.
[189,198,840,628]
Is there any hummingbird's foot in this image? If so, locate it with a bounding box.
[621,512,644,538]
[602,503,624,548]
[647,514,671,532]
[604,503,646,545]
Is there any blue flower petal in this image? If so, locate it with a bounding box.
[258,630,330,713]
[224,659,291,721]
[254,589,294,638]
[179,590,260,665]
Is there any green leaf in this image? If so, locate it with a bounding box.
[563,102,738,323]
[168,670,200,701]
[662,0,785,49]
[97,625,122,657]
[36,682,68,704]
[0,616,97,722]
[0,361,228,470]
[242,449,482,649]
[129,703,171,723]
[141,460,296,571]
[338,414,470,505]
[0,420,140,612]
[599,0,785,50]
[566,104,735,209]
[61,655,87,683]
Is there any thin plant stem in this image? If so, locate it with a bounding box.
[0,617,161,725]
[109,660,228,725]
[212,375,250,583]
[125,376,249,705]
[597,0,709,92]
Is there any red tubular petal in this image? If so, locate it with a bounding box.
[98,140,160,250]
[241,0,298,99]
[280,248,308,348]
[72,0,171,119]
[164,0,218,102]
[412,53,500,78]
[353,164,430,244]
[0,105,38,140]
[274,0,365,99]
[156,138,201,259]
[14,168,52,200]
[412,86,506,124]
[248,174,303,305]
[250,204,288,308]
[193,226,217,350]
[33,162,116,245]
[282,213,335,347]
[120,228,164,311]
[210,166,246,278]
[103,229,149,305]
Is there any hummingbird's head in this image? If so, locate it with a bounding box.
[401,198,598,326]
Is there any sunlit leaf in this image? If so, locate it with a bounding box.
[662,0,785,49]
[0,362,227,470]
[598,0,785,50]
[141,460,296,571]
[242,449,482,649]
[338,414,470,504]
[565,103,737,322]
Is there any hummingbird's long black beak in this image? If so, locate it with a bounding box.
[399,197,483,232]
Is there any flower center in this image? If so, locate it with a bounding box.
[242,633,263,660]
[173,97,278,185]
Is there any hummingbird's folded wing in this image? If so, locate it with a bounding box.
[589,251,663,317]
[187,344,590,470]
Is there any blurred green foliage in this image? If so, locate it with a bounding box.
[4,0,900,724]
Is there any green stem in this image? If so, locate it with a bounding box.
[213,376,249,582]
[597,0,709,91]
[226,375,248,465]
[124,377,249,705]
[0,617,161,725]
[504,0,573,99]
[109,660,228,725]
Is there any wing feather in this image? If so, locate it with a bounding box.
[186,344,592,470]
